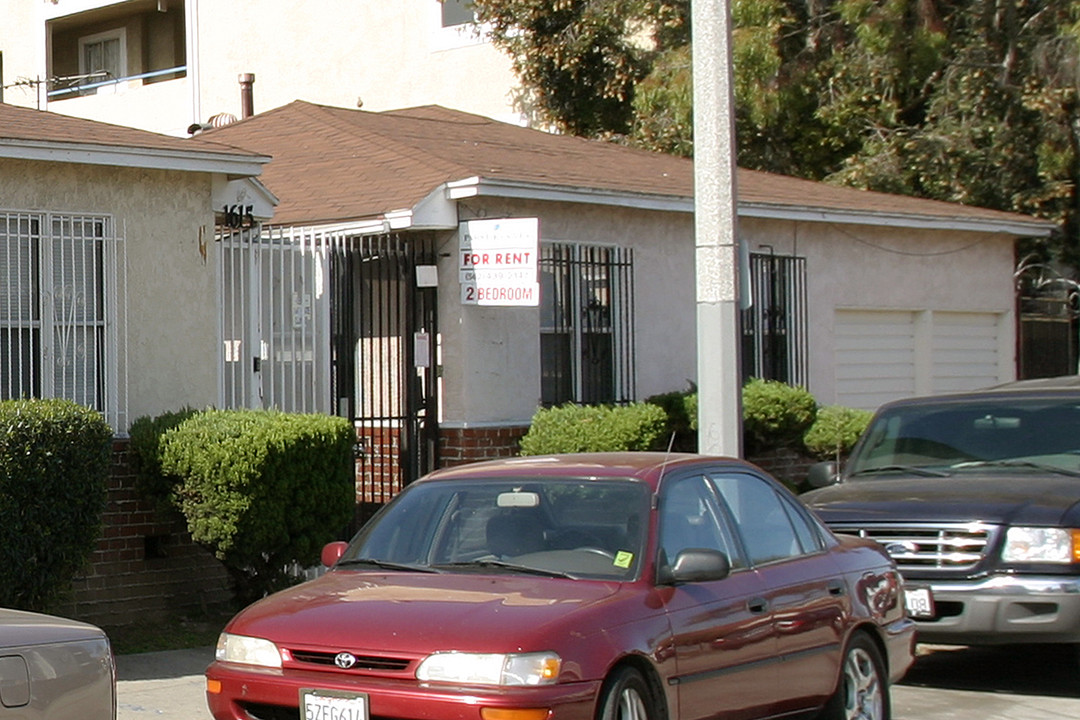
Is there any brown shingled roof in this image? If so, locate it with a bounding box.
[204,100,1053,233]
[0,101,263,160]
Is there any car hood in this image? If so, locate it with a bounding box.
[803,473,1080,526]
[227,570,628,654]
[0,608,106,648]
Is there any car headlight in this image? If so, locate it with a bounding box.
[1002,527,1080,564]
[416,652,561,686]
[215,633,283,668]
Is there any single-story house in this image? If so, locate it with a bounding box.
[0,101,273,624]
[0,98,1058,624]
[202,101,1056,498]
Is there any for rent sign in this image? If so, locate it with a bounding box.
[459,218,540,306]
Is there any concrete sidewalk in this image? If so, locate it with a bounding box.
[116,647,215,720]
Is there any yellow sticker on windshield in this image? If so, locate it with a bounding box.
[614,551,634,568]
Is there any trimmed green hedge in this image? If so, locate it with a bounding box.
[742,379,818,454]
[154,409,356,602]
[128,406,199,508]
[0,399,112,611]
[645,388,698,451]
[519,403,669,455]
[803,405,873,460]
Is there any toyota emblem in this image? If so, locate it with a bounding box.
[334,652,357,669]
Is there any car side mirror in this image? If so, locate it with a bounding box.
[807,461,840,488]
[664,549,731,584]
[321,541,349,568]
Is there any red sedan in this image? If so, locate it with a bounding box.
[206,453,914,720]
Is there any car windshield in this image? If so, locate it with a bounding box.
[847,396,1080,478]
[338,478,651,580]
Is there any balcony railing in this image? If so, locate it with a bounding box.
[47,65,187,100]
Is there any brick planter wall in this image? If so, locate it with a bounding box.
[439,425,529,466]
[57,440,232,628]
[746,446,816,492]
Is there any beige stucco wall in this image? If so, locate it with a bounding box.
[435,204,1020,426]
[436,199,697,428]
[0,1,41,107]
[0,158,220,428]
[20,0,523,135]
[739,217,1018,404]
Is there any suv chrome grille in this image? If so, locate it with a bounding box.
[830,523,994,571]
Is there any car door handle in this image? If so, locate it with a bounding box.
[827,580,845,596]
[748,597,769,614]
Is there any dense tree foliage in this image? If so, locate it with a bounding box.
[471,0,1080,263]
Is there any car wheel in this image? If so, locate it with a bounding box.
[819,633,889,720]
[597,667,658,720]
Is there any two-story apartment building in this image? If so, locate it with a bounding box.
[0,0,521,136]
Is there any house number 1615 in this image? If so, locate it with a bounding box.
[223,204,255,229]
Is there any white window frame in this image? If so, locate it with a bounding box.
[78,28,127,86]
[431,0,487,51]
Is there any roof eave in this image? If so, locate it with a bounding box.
[446,176,694,213]
[0,139,270,177]
[741,203,1056,237]
[447,176,1055,237]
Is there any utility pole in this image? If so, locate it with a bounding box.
[693,0,743,456]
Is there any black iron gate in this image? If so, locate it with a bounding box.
[329,232,439,508]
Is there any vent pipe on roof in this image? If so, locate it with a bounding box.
[239,73,255,119]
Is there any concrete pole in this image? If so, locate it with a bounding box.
[693,0,743,456]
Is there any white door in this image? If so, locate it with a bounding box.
[834,310,917,409]
[834,309,1006,410]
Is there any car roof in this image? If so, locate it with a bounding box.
[877,374,1080,411]
[419,452,748,491]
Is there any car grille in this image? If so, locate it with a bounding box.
[287,649,412,672]
[830,523,994,571]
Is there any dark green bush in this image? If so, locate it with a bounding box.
[646,387,697,451]
[159,409,356,602]
[742,378,818,454]
[519,403,669,455]
[128,406,199,506]
[803,405,873,461]
[0,399,112,611]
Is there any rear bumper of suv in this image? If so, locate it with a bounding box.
[912,575,1080,644]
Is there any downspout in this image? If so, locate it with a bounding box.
[187,0,201,126]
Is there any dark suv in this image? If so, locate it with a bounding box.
[802,376,1080,654]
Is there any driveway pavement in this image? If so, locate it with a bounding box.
[117,645,1080,720]
[116,647,214,720]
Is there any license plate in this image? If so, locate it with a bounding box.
[300,688,369,720]
[904,586,935,619]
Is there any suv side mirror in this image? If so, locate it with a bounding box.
[807,461,840,488]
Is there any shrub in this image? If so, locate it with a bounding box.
[128,406,199,506]
[0,399,112,611]
[519,403,669,455]
[159,409,356,602]
[742,379,818,454]
[803,405,873,461]
[646,387,698,451]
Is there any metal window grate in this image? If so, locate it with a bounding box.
[540,243,635,406]
[1,211,127,430]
